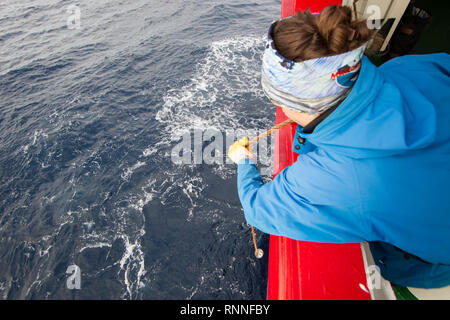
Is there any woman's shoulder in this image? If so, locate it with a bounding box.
[379,53,450,75]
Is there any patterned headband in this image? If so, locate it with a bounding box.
[261,19,367,114]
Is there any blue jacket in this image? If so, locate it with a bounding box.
[238,54,450,288]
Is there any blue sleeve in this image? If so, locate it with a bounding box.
[237,153,367,243]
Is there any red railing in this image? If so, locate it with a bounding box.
[267,0,371,300]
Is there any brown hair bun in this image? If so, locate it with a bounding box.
[273,5,377,62]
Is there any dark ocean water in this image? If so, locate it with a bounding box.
[0,0,281,299]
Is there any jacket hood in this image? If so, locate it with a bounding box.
[303,56,437,159]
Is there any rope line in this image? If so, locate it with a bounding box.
[245,118,295,258]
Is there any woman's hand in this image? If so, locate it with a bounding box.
[228,137,255,164]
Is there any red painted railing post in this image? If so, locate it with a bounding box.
[267,0,372,300]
